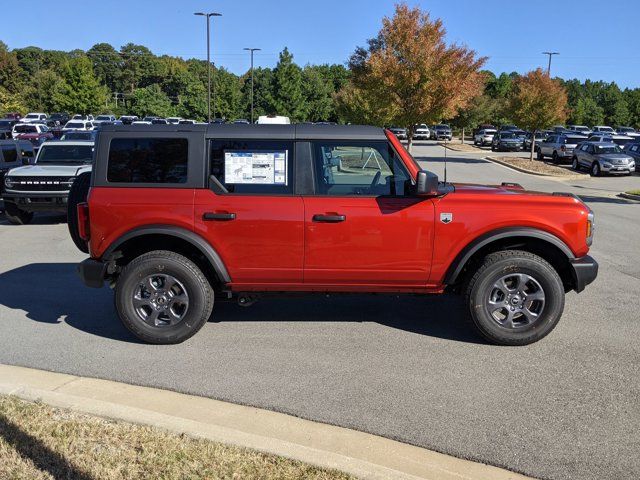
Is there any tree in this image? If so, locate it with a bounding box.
[24,69,65,112]
[302,66,334,122]
[0,87,26,114]
[451,93,496,142]
[271,48,306,121]
[337,3,486,151]
[54,56,108,114]
[87,43,121,93]
[0,42,23,94]
[570,96,604,126]
[130,84,174,118]
[508,69,568,160]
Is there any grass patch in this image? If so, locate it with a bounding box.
[0,395,354,480]
[488,156,581,177]
[626,190,640,195]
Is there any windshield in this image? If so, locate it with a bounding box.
[595,145,622,154]
[613,138,632,146]
[37,145,94,164]
[61,132,94,140]
[25,114,40,119]
[14,125,37,133]
[96,116,111,121]
[618,127,634,133]
[573,126,589,131]
[0,120,13,127]
[436,124,450,129]
[501,133,517,139]
[65,122,85,128]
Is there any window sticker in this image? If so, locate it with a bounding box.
[224,150,288,185]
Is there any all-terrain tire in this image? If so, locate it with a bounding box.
[4,201,33,225]
[464,250,565,346]
[115,250,214,344]
[67,172,91,253]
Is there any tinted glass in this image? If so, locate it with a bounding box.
[312,141,411,196]
[209,140,293,194]
[565,136,585,144]
[14,125,37,133]
[38,145,94,164]
[1,144,18,163]
[108,138,188,183]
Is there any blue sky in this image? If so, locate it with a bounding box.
[3,0,638,88]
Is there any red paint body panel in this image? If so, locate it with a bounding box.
[88,187,195,258]
[193,190,304,283]
[302,196,436,286]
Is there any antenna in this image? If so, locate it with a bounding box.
[443,137,448,185]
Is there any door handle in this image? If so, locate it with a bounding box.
[203,212,236,221]
[312,214,346,223]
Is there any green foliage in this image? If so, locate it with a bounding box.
[271,48,306,122]
[130,84,174,118]
[53,56,108,114]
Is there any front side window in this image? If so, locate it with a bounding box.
[108,138,188,183]
[209,139,294,194]
[312,141,411,196]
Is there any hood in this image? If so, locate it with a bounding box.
[450,182,557,197]
[597,153,633,162]
[7,164,92,177]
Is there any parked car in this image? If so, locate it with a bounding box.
[12,123,54,148]
[623,142,640,172]
[69,123,597,346]
[119,115,139,125]
[61,130,98,141]
[178,119,196,125]
[4,112,22,121]
[22,112,48,123]
[491,131,522,151]
[72,114,94,121]
[472,124,496,138]
[615,126,636,135]
[151,118,169,125]
[430,124,452,140]
[413,124,430,140]
[536,133,588,163]
[473,128,497,146]
[567,125,592,136]
[167,117,183,124]
[62,120,94,132]
[0,140,30,197]
[2,140,94,224]
[522,131,547,151]
[387,126,407,140]
[49,113,70,125]
[591,125,615,135]
[256,115,291,124]
[572,142,635,176]
[94,114,117,125]
[132,120,153,125]
[499,124,518,132]
[0,118,19,139]
[587,134,634,148]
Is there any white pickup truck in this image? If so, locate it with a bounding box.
[3,140,94,224]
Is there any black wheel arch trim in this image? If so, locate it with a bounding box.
[102,225,231,283]
[444,227,575,285]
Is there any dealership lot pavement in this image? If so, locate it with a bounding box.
[0,142,638,480]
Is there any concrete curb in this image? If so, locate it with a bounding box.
[484,156,583,179]
[618,192,640,202]
[0,364,532,480]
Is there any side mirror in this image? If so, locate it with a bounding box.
[416,170,439,196]
[21,157,30,165]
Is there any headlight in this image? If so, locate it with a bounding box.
[602,162,612,168]
[4,176,14,188]
[586,210,594,246]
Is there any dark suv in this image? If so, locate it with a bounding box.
[71,124,597,345]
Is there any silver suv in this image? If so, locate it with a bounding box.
[572,142,635,176]
[536,133,587,163]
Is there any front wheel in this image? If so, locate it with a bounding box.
[115,250,214,344]
[464,250,565,346]
[4,202,33,225]
[590,162,601,177]
[571,157,579,171]
[536,148,544,160]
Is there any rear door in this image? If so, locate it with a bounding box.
[302,140,435,288]
[193,138,304,286]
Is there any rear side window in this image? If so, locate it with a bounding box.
[209,139,294,194]
[1,144,18,163]
[107,138,188,184]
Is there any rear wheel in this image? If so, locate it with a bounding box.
[464,250,565,346]
[4,202,33,225]
[115,250,214,344]
[536,148,544,160]
[67,172,91,253]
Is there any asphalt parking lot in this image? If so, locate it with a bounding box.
[0,142,638,480]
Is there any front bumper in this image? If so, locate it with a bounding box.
[570,255,598,293]
[78,258,107,288]
[2,192,69,212]
[601,164,634,174]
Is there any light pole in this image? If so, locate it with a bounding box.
[243,47,261,123]
[195,12,222,122]
[542,51,559,76]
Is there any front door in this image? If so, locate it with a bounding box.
[302,141,435,287]
[194,138,304,286]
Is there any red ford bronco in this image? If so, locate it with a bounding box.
[70,124,597,345]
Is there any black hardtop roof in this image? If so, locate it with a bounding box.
[98,123,387,141]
